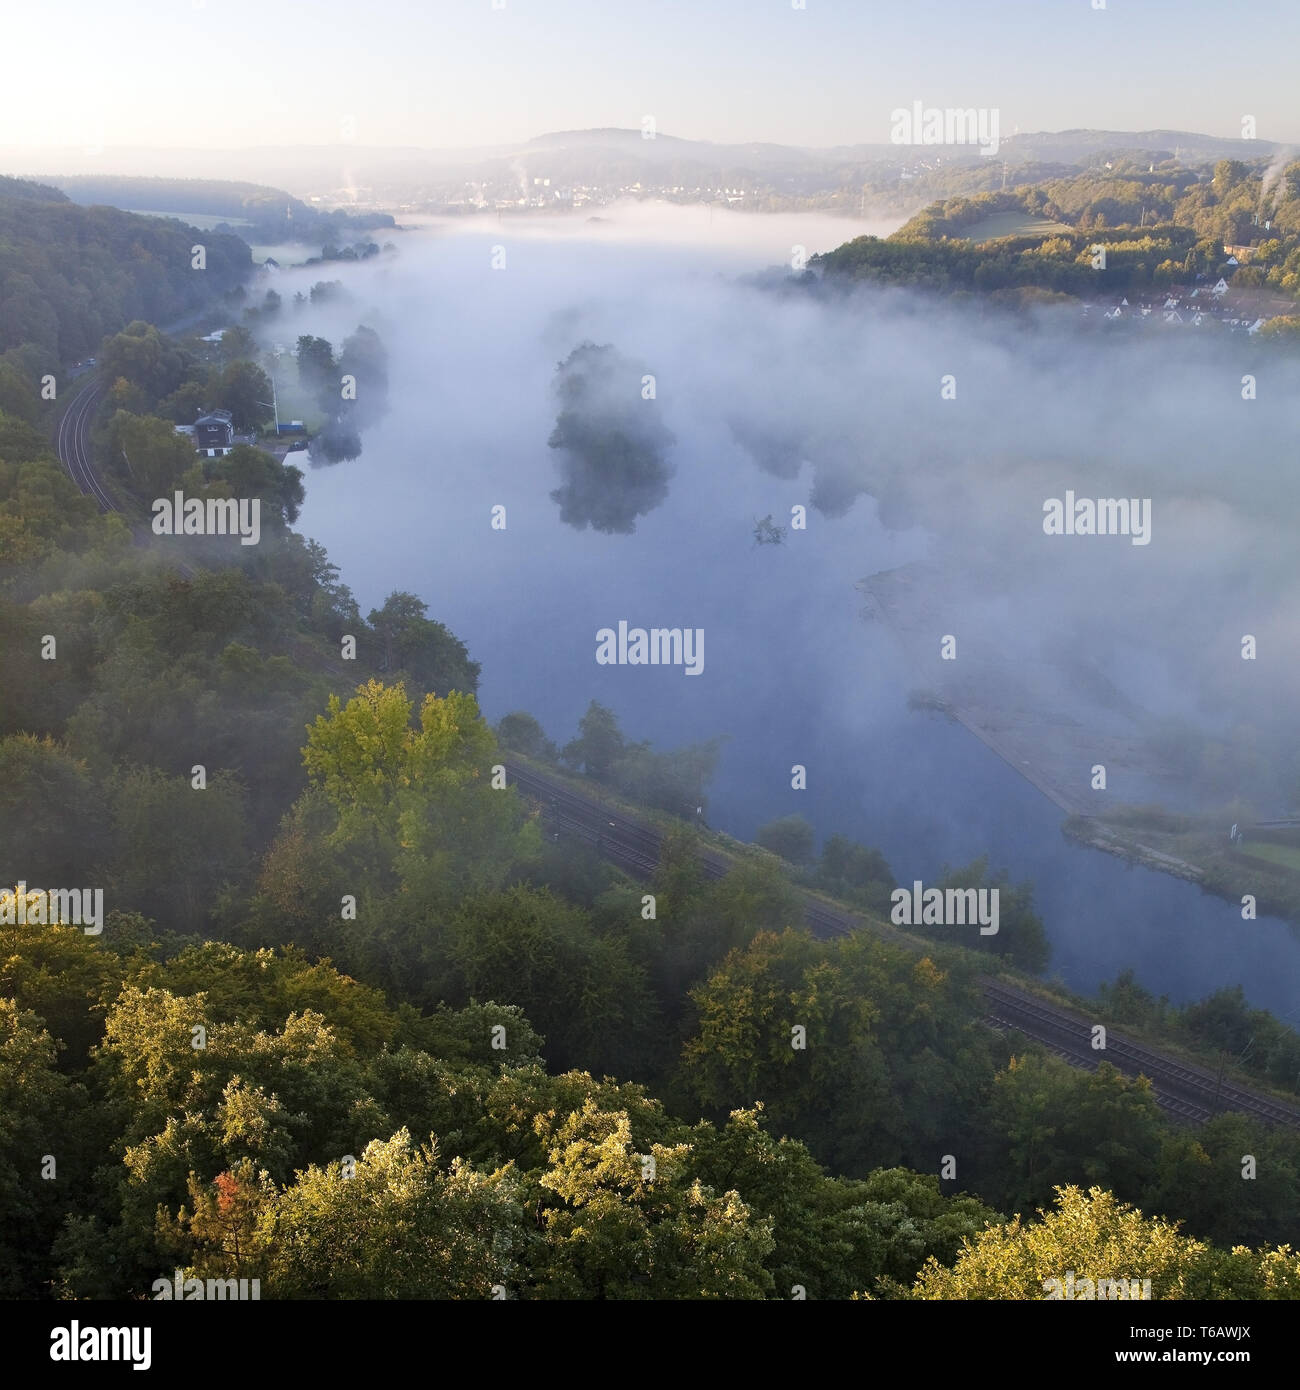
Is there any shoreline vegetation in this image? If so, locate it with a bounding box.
[1064,809,1300,927]
[501,745,1300,1111]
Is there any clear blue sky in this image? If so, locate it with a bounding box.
[5,0,1298,150]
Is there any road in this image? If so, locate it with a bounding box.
[504,758,1300,1131]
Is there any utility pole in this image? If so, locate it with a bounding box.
[257,375,280,438]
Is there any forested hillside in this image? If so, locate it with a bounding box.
[50,174,396,245]
[0,178,250,365]
[815,158,1300,304]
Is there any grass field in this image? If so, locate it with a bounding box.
[961,211,1073,242]
[127,209,254,230]
[1239,841,1300,874]
[248,241,310,265]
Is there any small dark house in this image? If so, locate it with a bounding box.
[194,409,235,457]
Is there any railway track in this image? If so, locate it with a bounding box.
[53,374,196,579]
[55,379,114,512]
[505,759,1300,1131]
[980,981,1215,1125]
[981,980,1300,1130]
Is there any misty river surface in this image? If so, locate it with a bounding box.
[291,215,1300,1019]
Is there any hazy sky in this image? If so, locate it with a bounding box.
[4,0,1298,152]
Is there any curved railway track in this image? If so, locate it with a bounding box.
[505,759,1300,1131]
[53,374,196,579]
[55,379,114,512]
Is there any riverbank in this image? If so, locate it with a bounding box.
[858,563,1300,930]
[1061,813,1205,883]
[1064,809,1300,929]
[857,564,1170,819]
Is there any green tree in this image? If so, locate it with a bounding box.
[295,335,336,410]
[931,857,1050,972]
[365,592,480,694]
[337,325,389,427]
[0,915,125,1068]
[217,325,258,363]
[106,766,248,932]
[562,700,625,780]
[104,410,196,496]
[531,1099,775,1299]
[682,929,994,1176]
[0,1002,88,1296]
[911,1184,1300,1300]
[0,359,40,425]
[495,711,558,761]
[447,885,656,1074]
[607,734,722,817]
[981,1053,1164,1214]
[1212,159,1249,198]
[689,1109,1000,1299]
[301,680,536,909]
[165,1135,526,1299]
[756,814,816,866]
[207,445,304,528]
[213,360,273,431]
[98,322,188,406]
[0,734,106,882]
[816,833,895,915]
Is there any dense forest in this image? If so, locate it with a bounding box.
[2,186,1299,1301]
[0,179,251,366]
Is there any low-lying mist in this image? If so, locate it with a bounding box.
[272,200,1300,816]
[233,197,1300,1010]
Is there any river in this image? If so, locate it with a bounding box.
[289,208,1300,1020]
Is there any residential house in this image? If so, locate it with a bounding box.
[194,409,235,458]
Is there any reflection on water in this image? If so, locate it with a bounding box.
[290,218,1300,1019]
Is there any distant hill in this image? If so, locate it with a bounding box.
[511,125,1282,180]
[45,175,395,244]
[1,127,1283,216]
[997,128,1286,166]
[0,175,71,203]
